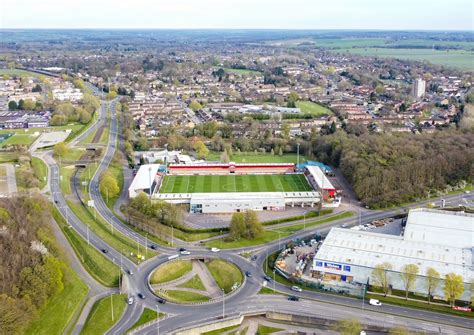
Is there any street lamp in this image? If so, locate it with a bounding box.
[222,288,225,318]
[156,305,160,335]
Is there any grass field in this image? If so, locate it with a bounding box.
[160,174,312,193]
[150,260,192,285]
[31,157,48,189]
[295,101,333,117]
[206,259,243,293]
[177,274,206,291]
[126,308,163,333]
[163,290,210,303]
[81,294,127,335]
[334,48,474,71]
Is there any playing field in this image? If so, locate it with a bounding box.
[159,174,312,193]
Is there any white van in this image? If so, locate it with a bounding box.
[369,298,382,306]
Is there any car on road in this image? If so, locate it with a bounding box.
[101,249,108,254]
[128,297,134,305]
[369,298,382,306]
[180,250,191,255]
[178,247,186,252]
[150,244,157,250]
[210,247,220,253]
[157,298,166,304]
[465,190,471,194]
[137,293,146,300]
[245,271,252,278]
[250,255,257,261]
[287,295,299,301]
[127,269,134,276]
[291,286,302,292]
[263,275,272,282]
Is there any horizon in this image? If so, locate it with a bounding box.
[1,0,473,30]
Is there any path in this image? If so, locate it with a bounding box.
[193,260,221,299]
[0,163,17,196]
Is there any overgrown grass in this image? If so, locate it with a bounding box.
[263,209,333,226]
[150,260,192,284]
[51,206,119,287]
[102,154,124,208]
[206,152,309,164]
[206,259,243,293]
[81,294,127,335]
[258,287,284,295]
[269,212,354,234]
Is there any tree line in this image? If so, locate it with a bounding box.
[0,195,65,334]
[312,129,474,208]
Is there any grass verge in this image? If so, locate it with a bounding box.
[201,324,240,335]
[257,324,283,334]
[206,259,243,293]
[126,308,164,334]
[163,290,210,303]
[81,294,127,335]
[177,274,206,291]
[150,260,192,285]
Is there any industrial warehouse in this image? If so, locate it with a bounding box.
[311,208,474,301]
[128,162,340,213]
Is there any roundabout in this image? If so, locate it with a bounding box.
[147,256,244,304]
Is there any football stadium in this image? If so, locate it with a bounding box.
[128,162,337,213]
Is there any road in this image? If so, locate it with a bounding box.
[39,94,474,334]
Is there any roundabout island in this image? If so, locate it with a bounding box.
[148,257,244,304]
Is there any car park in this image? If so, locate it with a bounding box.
[369,299,382,306]
[287,295,299,301]
[291,286,302,292]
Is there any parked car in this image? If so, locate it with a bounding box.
[157,298,166,304]
[287,295,299,301]
[211,247,220,253]
[291,286,302,292]
[369,299,382,306]
[137,293,146,300]
[245,271,252,278]
[128,297,134,305]
[180,250,191,255]
[263,275,272,282]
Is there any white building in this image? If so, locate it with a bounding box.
[311,209,473,301]
[412,78,426,98]
[52,88,83,102]
[128,164,161,198]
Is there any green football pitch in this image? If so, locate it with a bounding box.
[159,174,313,193]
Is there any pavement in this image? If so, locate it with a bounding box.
[38,93,474,335]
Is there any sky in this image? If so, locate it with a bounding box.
[1,0,473,30]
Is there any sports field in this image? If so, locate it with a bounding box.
[159,174,312,193]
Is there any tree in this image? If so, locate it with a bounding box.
[32,84,42,92]
[372,262,392,296]
[106,90,118,100]
[8,100,17,110]
[444,273,464,307]
[281,123,290,139]
[220,150,230,163]
[229,212,246,240]
[332,318,362,335]
[99,172,120,202]
[193,140,209,159]
[53,142,68,160]
[189,100,202,111]
[278,147,283,156]
[425,267,440,304]
[400,264,419,300]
